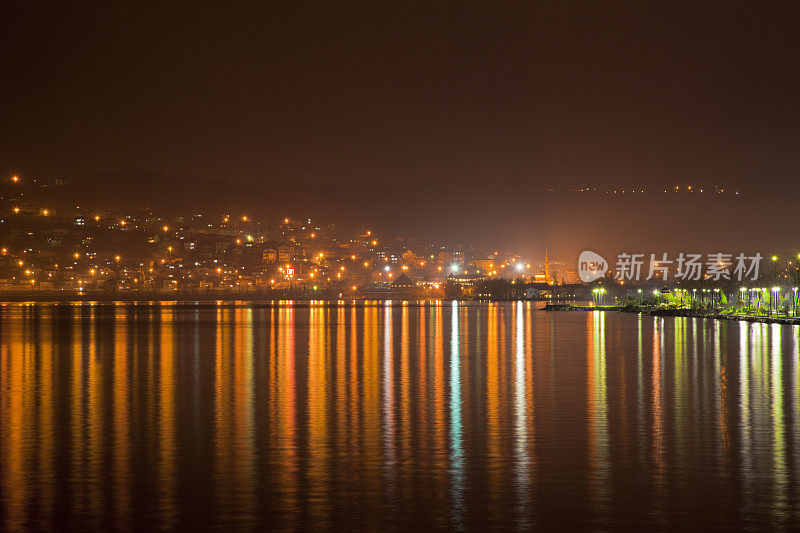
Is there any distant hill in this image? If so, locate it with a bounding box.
[28,170,800,258]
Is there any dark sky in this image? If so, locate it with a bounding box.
[3,2,799,187]
[2,2,799,258]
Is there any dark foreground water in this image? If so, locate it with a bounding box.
[1,301,799,531]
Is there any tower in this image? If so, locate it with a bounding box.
[545,247,550,284]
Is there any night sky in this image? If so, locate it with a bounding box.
[2,2,798,255]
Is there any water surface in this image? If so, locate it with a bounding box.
[1,302,799,530]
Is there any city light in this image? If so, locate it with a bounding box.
[1,9,797,528]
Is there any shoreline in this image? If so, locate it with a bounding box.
[2,296,797,326]
[0,294,536,309]
[543,302,800,326]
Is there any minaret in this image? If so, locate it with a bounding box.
[545,247,550,284]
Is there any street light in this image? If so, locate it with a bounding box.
[772,287,780,317]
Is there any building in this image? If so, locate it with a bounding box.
[470,257,496,272]
[446,272,486,289]
[533,248,553,284]
[390,272,414,290]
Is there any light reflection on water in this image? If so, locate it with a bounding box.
[1,302,800,530]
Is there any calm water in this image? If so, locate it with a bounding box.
[1,301,799,531]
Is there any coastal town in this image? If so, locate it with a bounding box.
[2,173,799,316]
[0,173,580,299]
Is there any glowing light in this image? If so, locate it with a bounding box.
[163,225,169,232]
[11,175,19,183]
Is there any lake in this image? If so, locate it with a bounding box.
[1,301,799,530]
